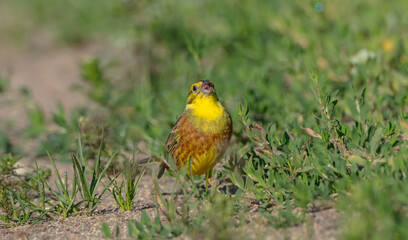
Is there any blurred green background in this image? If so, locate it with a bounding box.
[1,0,408,238]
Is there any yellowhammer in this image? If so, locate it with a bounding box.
[158,80,232,180]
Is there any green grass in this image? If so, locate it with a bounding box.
[108,150,146,211]
[1,0,408,239]
[0,134,127,223]
[72,133,116,214]
[0,154,53,226]
[25,155,80,219]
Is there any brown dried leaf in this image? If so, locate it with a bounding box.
[250,123,266,135]
[300,126,322,139]
[254,147,272,154]
[400,120,408,134]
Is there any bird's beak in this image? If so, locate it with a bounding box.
[201,82,214,94]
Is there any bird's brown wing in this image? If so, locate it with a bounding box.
[165,112,185,154]
[158,112,186,178]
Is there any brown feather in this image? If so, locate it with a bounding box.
[163,109,232,176]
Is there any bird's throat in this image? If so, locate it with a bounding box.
[186,95,224,121]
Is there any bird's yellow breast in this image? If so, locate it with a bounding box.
[185,95,229,134]
[187,95,223,121]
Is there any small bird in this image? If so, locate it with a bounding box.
[158,80,232,181]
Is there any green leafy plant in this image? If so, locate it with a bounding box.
[340,177,408,240]
[127,211,181,239]
[101,222,120,239]
[101,211,182,239]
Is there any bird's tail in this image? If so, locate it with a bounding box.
[137,155,170,179]
[157,162,167,179]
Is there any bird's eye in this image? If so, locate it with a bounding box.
[192,85,197,92]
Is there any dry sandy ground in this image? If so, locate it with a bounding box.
[0,40,340,239]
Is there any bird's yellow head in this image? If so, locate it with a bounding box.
[187,80,218,104]
[185,80,224,122]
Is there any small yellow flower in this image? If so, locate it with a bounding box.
[382,39,393,52]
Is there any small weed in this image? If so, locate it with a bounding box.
[72,132,116,214]
[101,222,119,239]
[0,153,52,226]
[0,74,8,93]
[0,184,52,227]
[22,95,47,137]
[127,211,181,239]
[108,150,146,211]
[0,153,20,177]
[101,211,182,239]
[26,155,81,218]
